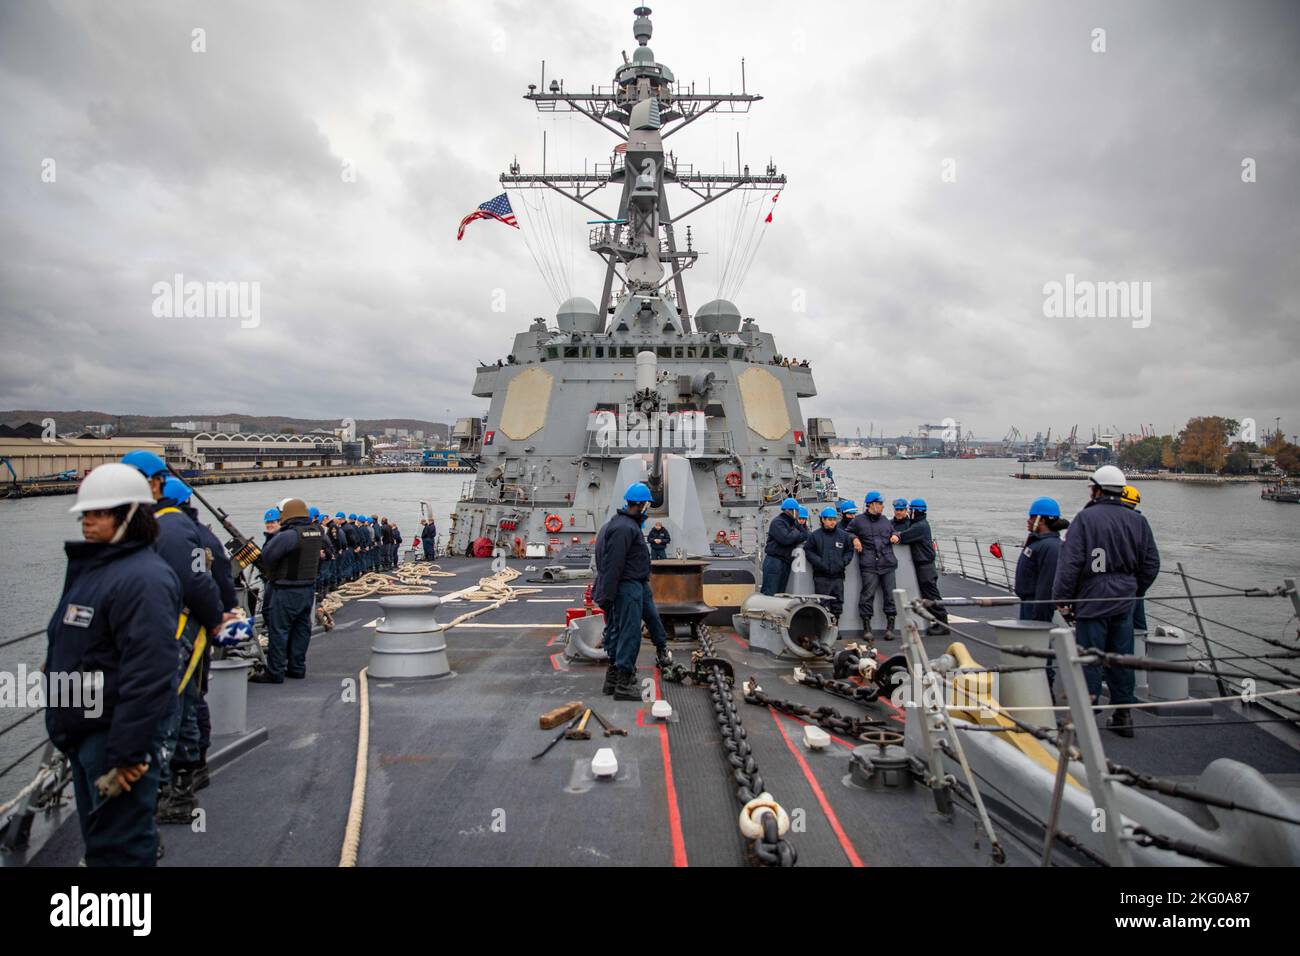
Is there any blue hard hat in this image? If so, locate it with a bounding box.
[797,505,809,518]
[625,482,653,503]
[838,499,858,514]
[309,507,320,520]
[264,507,281,522]
[909,498,927,511]
[892,497,909,510]
[121,449,168,478]
[820,506,839,519]
[347,513,357,520]
[864,490,883,504]
[780,496,799,510]
[1029,497,1061,518]
[161,476,192,503]
[335,511,346,518]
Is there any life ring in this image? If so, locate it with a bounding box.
[724,471,743,488]
[544,514,563,533]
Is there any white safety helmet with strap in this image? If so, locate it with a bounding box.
[1090,464,1127,492]
[69,463,155,543]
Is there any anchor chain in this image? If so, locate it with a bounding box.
[744,681,894,740]
[662,625,797,867]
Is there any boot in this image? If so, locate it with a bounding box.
[884,616,897,640]
[613,668,643,701]
[928,622,951,636]
[655,647,672,670]
[190,762,210,792]
[1107,709,1135,738]
[602,664,618,696]
[156,772,197,824]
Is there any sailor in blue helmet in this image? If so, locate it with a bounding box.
[804,506,855,618]
[1015,498,1069,624]
[162,476,239,790]
[848,490,901,639]
[760,497,809,595]
[343,514,362,580]
[837,499,858,531]
[253,498,324,683]
[49,464,181,865]
[263,507,281,542]
[330,512,351,583]
[1052,466,1160,738]
[311,507,336,596]
[121,450,229,824]
[891,498,911,532]
[592,482,669,700]
[896,498,949,636]
[796,504,809,529]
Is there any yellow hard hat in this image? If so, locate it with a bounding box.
[1120,485,1141,507]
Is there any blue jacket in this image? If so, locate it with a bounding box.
[420,523,437,543]
[1015,531,1062,622]
[895,516,937,565]
[804,525,855,577]
[593,508,651,607]
[45,540,181,766]
[179,503,237,611]
[1052,497,1160,619]
[647,526,671,549]
[260,517,320,586]
[153,498,224,634]
[763,513,808,562]
[849,512,899,572]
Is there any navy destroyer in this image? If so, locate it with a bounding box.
[3,6,1298,871]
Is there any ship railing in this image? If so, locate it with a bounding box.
[583,429,734,459]
[937,538,1300,724]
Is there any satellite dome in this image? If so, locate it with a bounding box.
[632,46,655,65]
[556,296,602,332]
[694,298,742,333]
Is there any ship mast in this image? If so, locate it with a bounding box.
[500,5,785,325]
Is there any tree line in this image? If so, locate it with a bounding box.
[1116,417,1298,476]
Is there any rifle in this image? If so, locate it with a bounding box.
[165,466,262,571]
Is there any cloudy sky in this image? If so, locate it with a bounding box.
[1,0,1297,440]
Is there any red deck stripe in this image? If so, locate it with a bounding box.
[653,670,689,867]
[768,707,866,867]
[731,634,749,649]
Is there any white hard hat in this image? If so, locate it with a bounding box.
[69,463,155,513]
[1090,464,1127,491]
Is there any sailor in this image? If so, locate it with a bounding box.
[50,464,180,866]
[796,504,810,528]
[592,482,661,700]
[253,498,323,683]
[311,508,335,595]
[1052,466,1160,738]
[760,497,808,596]
[263,507,281,541]
[120,450,227,825]
[1015,498,1068,623]
[1120,485,1148,634]
[165,476,239,792]
[379,517,394,570]
[333,512,352,581]
[891,498,911,532]
[420,517,438,560]
[343,513,362,579]
[896,498,949,636]
[389,518,403,568]
[647,520,671,560]
[804,506,854,617]
[848,490,901,639]
[837,499,858,531]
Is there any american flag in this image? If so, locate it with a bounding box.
[614,142,627,155]
[457,193,519,240]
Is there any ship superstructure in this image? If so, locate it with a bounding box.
[449,7,836,557]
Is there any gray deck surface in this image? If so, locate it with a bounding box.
[27,558,1299,867]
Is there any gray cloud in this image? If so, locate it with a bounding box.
[1,0,1296,439]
